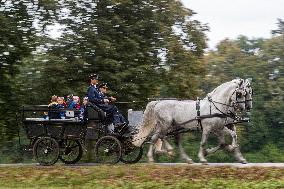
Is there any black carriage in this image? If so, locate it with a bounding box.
[19,103,143,165]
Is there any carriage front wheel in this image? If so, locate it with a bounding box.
[33,137,59,166]
[95,136,122,164]
[120,145,143,164]
[59,139,83,164]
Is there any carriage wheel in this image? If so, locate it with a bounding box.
[33,137,59,166]
[59,139,83,164]
[95,136,122,164]
[120,145,143,164]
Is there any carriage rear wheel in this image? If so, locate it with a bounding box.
[120,145,143,164]
[95,136,122,164]
[59,139,83,164]
[33,137,59,166]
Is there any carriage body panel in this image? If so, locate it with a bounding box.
[19,104,142,165]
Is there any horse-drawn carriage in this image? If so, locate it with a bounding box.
[19,78,253,165]
[19,103,143,165]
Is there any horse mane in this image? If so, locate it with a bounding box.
[205,79,242,99]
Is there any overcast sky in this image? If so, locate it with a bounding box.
[181,0,284,49]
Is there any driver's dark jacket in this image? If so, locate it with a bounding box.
[87,84,120,125]
[87,84,104,104]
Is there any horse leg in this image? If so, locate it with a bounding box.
[233,147,247,164]
[147,133,160,163]
[226,125,247,164]
[156,138,174,157]
[175,134,194,164]
[204,130,224,156]
[223,126,238,150]
[154,138,167,154]
[198,128,210,164]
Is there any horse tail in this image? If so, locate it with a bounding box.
[132,101,159,147]
[142,101,159,129]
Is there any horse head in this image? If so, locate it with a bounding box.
[229,79,247,112]
[244,78,253,111]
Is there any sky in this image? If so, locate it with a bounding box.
[181,0,284,49]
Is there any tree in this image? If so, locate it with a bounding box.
[0,0,36,143]
[20,0,208,104]
[1,0,209,162]
[272,18,284,35]
[0,0,57,158]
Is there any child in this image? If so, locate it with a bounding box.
[48,95,58,108]
[47,95,60,119]
[68,96,81,110]
[79,97,88,120]
[57,96,66,118]
[66,94,73,107]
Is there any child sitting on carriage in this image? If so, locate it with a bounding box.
[47,95,61,119]
[57,96,67,118]
[68,96,81,110]
[79,97,88,120]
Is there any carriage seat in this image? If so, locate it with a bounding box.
[86,102,106,121]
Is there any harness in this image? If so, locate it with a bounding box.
[172,98,236,133]
[171,88,245,135]
[149,83,251,138]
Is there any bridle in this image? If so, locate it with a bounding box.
[243,82,253,110]
[207,83,247,115]
[170,80,249,130]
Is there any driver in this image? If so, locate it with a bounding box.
[98,83,116,103]
[98,83,127,124]
[86,74,127,130]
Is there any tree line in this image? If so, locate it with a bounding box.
[0,0,283,162]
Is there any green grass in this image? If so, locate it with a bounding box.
[0,164,283,188]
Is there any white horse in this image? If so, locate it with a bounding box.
[182,78,253,163]
[132,79,249,163]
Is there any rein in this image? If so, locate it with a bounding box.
[174,86,244,130]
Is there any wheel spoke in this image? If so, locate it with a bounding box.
[33,137,59,166]
[59,139,83,164]
[95,136,121,164]
[120,144,143,164]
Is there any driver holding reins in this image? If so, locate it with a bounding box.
[86,74,127,131]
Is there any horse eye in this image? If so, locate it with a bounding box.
[237,92,242,98]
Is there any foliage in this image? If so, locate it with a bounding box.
[0,0,283,163]
[272,18,284,35]
[0,0,36,144]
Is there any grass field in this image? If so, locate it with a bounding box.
[0,164,283,189]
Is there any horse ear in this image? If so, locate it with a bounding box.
[244,78,252,86]
[239,79,244,87]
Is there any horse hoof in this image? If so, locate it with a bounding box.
[186,159,194,164]
[240,159,248,164]
[200,160,208,164]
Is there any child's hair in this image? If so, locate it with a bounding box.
[57,97,64,101]
[51,95,58,102]
[73,96,80,103]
